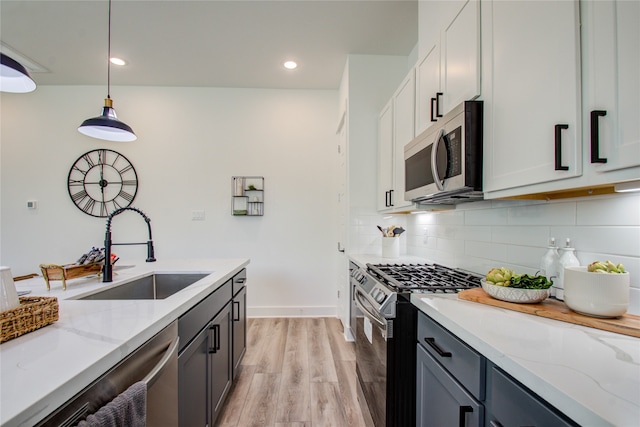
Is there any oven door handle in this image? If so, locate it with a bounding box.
[354,289,386,331]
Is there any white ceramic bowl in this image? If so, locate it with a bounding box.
[481,280,551,304]
[563,266,630,318]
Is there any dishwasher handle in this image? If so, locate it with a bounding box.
[143,334,179,388]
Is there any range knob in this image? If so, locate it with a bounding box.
[373,289,386,303]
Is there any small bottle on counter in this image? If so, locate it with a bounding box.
[540,237,559,298]
[555,238,580,301]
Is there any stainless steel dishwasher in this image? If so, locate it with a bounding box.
[36,321,179,427]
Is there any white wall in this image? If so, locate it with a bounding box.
[405,193,640,314]
[0,85,339,317]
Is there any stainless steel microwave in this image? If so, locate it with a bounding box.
[404,101,483,204]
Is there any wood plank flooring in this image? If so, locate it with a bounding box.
[216,318,367,427]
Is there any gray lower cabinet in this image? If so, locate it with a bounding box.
[486,363,578,427]
[417,344,484,427]
[232,285,246,377]
[416,311,579,427]
[178,279,233,427]
[416,312,484,427]
[231,269,247,377]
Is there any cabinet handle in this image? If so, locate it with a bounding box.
[435,92,443,118]
[590,110,608,163]
[489,421,503,427]
[337,242,345,253]
[431,97,438,122]
[233,301,240,321]
[554,124,570,171]
[208,324,220,353]
[458,405,473,427]
[389,189,394,207]
[236,277,246,284]
[424,337,452,357]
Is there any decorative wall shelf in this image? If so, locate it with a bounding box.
[232,176,264,216]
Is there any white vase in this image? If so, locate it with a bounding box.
[0,266,21,312]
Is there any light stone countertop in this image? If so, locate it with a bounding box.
[0,258,249,427]
[350,253,640,427]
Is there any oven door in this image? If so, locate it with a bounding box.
[355,287,389,427]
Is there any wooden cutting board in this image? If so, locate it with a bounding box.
[458,287,640,338]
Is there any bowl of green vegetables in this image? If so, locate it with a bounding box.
[481,267,553,304]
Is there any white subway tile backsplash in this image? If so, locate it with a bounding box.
[465,206,508,226]
[576,193,640,226]
[556,226,640,257]
[507,201,576,226]
[465,241,508,261]
[491,226,549,247]
[436,210,465,225]
[402,193,640,313]
[351,193,639,313]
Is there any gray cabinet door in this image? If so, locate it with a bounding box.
[487,365,578,427]
[210,302,233,425]
[416,343,483,427]
[178,326,209,427]
[232,285,246,377]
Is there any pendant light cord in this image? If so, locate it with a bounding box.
[107,0,112,100]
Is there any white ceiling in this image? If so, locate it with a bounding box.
[0,0,418,90]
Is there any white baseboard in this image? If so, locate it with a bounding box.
[247,306,337,318]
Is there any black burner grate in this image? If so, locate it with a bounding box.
[367,263,482,293]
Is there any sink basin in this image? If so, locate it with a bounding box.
[77,273,209,300]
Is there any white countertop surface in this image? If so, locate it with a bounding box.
[350,254,640,427]
[0,258,249,427]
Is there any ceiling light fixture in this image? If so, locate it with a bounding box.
[614,180,640,193]
[110,57,126,66]
[78,0,136,142]
[283,61,298,70]
[0,53,37,93]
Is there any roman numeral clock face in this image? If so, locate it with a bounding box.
[67,149,138,217]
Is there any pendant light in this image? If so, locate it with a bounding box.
[78,0,136,142]
[0,53,37,93]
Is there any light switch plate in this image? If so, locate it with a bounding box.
[191,210,205,221]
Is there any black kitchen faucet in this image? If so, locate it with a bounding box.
[103,207,156,282]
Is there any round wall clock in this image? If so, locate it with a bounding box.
[67,149,138,217]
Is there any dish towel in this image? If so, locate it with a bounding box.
[76,381,147,427]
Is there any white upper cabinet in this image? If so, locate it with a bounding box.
[377,100,394,211]
[392,70,416,210]
[441,0,480,116]
[415,0,480,136]
[582,0,640,181]
[377,70,416,212]
[482,0,582,196]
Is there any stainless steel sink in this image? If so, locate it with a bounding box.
[77,273,209,300]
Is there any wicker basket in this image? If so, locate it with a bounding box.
[40,263,103,290]
[0,296,59,344]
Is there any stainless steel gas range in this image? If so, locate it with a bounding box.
[351,262,482,427]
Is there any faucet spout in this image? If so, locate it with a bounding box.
[103,207,156,283]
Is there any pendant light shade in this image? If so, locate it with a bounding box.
[0,53,37,93]
[78,97,137,142]
[78,0,136,142]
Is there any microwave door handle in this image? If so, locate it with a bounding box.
[431,128,446,191]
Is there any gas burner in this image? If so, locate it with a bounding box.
[367,263,482,293]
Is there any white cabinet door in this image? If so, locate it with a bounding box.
[441,0,480,114]
[377,101,394,210]
[392,70,415,210]
[582,0,640,178]
[415,0,480,137]
[415,41,441,136]
[482,0,582,194]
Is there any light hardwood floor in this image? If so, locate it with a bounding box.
[216,317,367,427]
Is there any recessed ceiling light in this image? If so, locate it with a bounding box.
[110,57,126,66]
[283,61,297,70]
